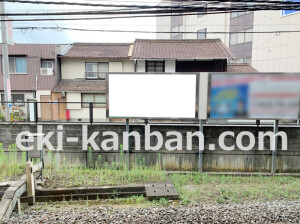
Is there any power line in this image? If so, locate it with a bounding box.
[13,26,300,34]
[0,12,232,22]
[2,0,195,9]
[2,4,300,17]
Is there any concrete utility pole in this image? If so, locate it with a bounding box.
[1,2,11,121]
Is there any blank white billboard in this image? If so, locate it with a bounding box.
[108,73,198,119]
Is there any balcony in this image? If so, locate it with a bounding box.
[85,72,107,80]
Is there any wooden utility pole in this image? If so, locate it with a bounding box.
[1,2,11,121]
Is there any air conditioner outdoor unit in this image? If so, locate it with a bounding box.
[40,68,54,75]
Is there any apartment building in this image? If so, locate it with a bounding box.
[157,0,300,72]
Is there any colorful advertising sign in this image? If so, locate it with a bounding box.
[209,73,300,119]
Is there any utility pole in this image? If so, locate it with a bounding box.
[1,2,11,121]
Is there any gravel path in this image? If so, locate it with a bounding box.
[4,201,300,224]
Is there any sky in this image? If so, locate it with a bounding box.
[4,0,161,44]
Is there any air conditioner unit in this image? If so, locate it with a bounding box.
[40,68,54,75]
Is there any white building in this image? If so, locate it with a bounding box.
[157,0,300,72]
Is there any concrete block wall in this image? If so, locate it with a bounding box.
[1,123,299,172]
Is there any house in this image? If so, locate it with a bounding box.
[0,44,62,121]
[51,43,134,122]
[51,39,257,122]
[131,39,234,73]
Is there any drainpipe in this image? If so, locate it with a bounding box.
[134,59,137,72]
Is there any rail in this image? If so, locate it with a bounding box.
[0,161,43,223]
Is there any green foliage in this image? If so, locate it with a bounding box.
[43,165,166,188]
[170,173,300,205]
[0,143,25,182]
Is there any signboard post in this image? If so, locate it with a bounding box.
[198,119,204,172]
[271,120,279,174]
[125,119,130,170]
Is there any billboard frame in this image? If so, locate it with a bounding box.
[106,72,199,120]
[207,72,300,120]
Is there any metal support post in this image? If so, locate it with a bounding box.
[89,102,93,124]
[198,119,204,172]
[34,102,38,123]
[271,120,279,174]
[126,119,130,170]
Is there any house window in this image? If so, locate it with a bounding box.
[86,62,109,79]
[197,28,207,39]
[9,57,27,74]
[229,57,252,64]
[171,25,183,38]
[1,94,25,106]
[41,60,54,69]
[82,94,106,107]
[230,29,253,46]
[146,61,165,72]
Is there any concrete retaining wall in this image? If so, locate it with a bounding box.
[1,123,300,172]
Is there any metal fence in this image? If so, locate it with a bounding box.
[0,101,300,125]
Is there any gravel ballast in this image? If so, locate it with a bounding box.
[4,201,300,223]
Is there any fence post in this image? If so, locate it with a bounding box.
[126,119,130,170]
[34,102,38,124]
[271,120,279,174]
[89,102,93,124]
[25,161,35,205]
[198,120,204,172]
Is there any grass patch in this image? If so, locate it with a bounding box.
[43,166,166,188]
[0,143,26,182]
[170,173,300,204]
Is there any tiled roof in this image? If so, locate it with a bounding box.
[131,39,234,60]
[52,79,106,93]
[227,64,258,73]
[0,44,57,59]
[61,43,131,58]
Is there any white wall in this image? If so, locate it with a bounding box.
[165,60,176,72]
[156,1,172,39]
[66,92,81,110]
[69,108,106,121]
[252,11,300,72]
[61,58,134,79]
[65,92,107,121]
[156,9,231,47]
[184,14,230,46]
[136,60,145,72]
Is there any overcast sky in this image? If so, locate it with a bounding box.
[4,0,161,44]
